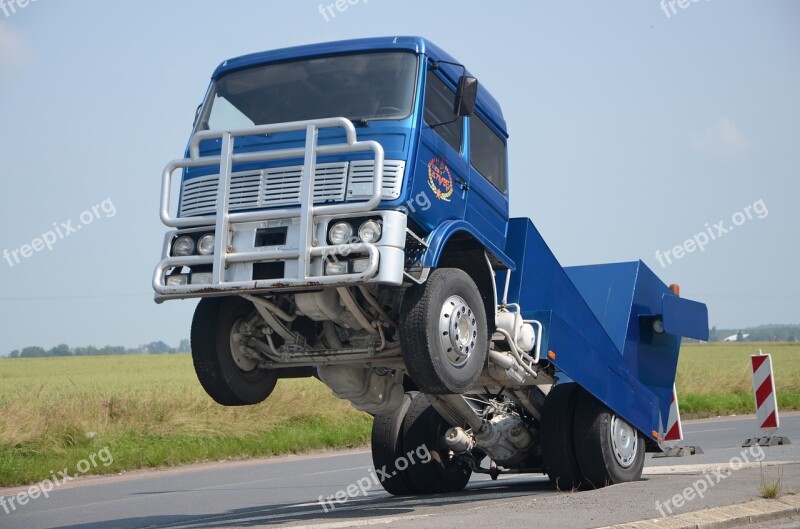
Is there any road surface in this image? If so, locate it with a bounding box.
[1,414,797,529]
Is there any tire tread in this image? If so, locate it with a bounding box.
[400,269,487,394]
[541,383,584,490]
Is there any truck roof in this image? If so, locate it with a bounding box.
[212,36,507,136]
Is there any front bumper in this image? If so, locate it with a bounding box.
[153,117,405,302]
[153,211,407,302]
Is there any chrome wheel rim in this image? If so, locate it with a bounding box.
[438,295,477,367]
[610,415,638,468]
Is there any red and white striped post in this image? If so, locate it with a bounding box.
[664,384,684,442]
[751,351,779,434]
[654,384,703,457]
[743,349,790,447]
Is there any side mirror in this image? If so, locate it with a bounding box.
[454,76,478,117]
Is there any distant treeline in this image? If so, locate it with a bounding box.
[5,325,799,357]
[6,340,190,358]
[708,324,800,343]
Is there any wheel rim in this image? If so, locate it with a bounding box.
[229,318,258,372]
[438,295,478,368]
[610,415,638,468]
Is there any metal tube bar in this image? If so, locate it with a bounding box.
[212,132,234,285]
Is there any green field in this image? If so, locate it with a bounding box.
[0,342,797,487]
[0,355,371,487]
[676,342,800,417]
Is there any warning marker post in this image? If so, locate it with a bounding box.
[742,350,791,448]
[653,384,704,457]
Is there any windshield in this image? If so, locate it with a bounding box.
[199,52,419,131]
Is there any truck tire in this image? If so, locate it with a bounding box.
[572,391,645,488]
[191,296,278,406]
[400,268,488,394]
[371,393,417,495]
[541,383,585,490]
[401,393,471,494]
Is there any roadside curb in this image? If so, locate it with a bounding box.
[598,494,800,529]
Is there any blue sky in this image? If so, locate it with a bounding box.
[0,0,797,352]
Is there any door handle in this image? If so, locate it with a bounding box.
[455,176,469,191]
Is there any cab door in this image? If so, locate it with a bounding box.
[465,113,509,247]
[413,69,469,231]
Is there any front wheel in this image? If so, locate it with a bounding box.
[400,268,488,394]
[191,296,278,406]
[572,391,645,488]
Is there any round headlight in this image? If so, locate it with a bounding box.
[172,236,196,257]
[197,234,215,255]
[358,220,382,243]
[328,222,353,245]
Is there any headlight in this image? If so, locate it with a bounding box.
[166,274,189,286]
[191,272,212,285]
[351,258,370,274]
[172,236,196,256]
[197,234,215,255]
[328,222,353,245]
[325,260,349,275]
[358,220,382,243]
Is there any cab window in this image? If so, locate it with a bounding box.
[424,72,462,153]
[470,115,507,194]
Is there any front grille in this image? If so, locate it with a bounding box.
[179,160,405,217]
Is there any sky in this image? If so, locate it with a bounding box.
[0,0,798,353]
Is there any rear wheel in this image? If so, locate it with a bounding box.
[572,391,645,488]
[191,296,278,406]
[541,383,584,490]
[400,393,472,494]
[371,393,417,495]
[400,268,488,394]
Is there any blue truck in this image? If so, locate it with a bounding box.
[153,36,709,493]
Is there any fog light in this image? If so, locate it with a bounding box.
[191,272,212,285]
[172,236,196,257]
[197,234,215,255]
[325,260,349,275]
[351,258,370,274]
[329,222,353,245]
[358,220,382,243]
[166,274,189,286]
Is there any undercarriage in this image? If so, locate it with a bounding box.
[188,266,645,494]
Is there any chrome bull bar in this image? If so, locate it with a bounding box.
[153,117,385,298]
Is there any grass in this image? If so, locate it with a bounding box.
[676,342,800,418]
[0,341,797,487]
[0,355,371,487]
[759,464,783,499]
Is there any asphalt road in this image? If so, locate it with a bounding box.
[1,414,798,529]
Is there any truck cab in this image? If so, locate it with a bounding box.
[154,36,708,495]
[156,37,509,297]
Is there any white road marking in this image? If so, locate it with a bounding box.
[229,513,435,529]
[643,460,794,475]
[308,466,372,476]
[682,427,736,434]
